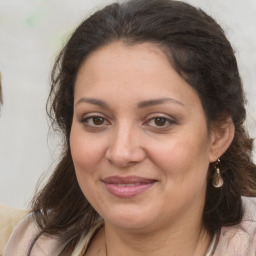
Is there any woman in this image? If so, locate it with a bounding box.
[4,0,256,255]
[0,75,27,255]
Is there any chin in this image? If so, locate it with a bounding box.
[100,205,158,231]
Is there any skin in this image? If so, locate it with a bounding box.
[70,41,234,256]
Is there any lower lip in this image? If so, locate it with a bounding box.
[104,182,155,198]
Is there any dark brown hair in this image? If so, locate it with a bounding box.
[30,0,256,254]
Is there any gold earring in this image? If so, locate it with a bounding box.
[212,159,224,188]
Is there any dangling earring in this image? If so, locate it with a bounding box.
[212,159,224,188]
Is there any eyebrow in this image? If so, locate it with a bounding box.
[76,98,111,109]
[76,97,184,109]
[137,97,184,108]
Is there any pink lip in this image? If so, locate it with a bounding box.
[102,176,157,198]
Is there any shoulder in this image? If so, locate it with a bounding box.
[0,203,26,255]
[3,214,61,256]
[215,196,256,256]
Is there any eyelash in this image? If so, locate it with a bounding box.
[80,114,110,128]
[79,114,177,130]
[145,116,176,129]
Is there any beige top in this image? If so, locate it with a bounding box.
[0,203,26,256]
[3,197,256,256]
[3,216,103,256]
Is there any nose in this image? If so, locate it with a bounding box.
[105,123,146,168]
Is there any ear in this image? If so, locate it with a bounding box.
[209,116,235,163]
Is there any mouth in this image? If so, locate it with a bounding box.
[102,176,157,198]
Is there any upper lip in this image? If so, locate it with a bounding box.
[102,176,156,184]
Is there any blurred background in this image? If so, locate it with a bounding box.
[0,0,255,209]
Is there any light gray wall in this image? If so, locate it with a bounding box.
[0,0,255,209]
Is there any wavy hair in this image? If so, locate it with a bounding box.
[30,0,256,254]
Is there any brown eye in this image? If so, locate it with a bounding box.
[92,116,105,125]
[146,116,176,129]
[80,115,109,128]
[154,117,167,126]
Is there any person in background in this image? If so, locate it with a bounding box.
[0,73,26,255]
[4,0,256,255]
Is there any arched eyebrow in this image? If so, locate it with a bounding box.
[137,98,184,108]
[76,98,110,109]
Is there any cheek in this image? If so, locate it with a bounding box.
[70,128,106,176]
[70,128,107,205]
[148,133,211,179]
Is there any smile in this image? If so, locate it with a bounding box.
[102,176,157,198]
[116,183,141,187]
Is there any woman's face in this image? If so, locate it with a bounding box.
[70,41,217,232]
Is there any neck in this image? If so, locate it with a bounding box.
[104,220,211,256]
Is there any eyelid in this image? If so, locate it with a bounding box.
[143,113,177,128]
[79,112,111,126]
[144,113,176,121]
[79,112,109,120]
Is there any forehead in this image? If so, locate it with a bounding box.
[74,41,201,110]
[77,41,170,79]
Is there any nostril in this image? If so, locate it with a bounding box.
[105,145,146,168]
[105,148,132,167]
